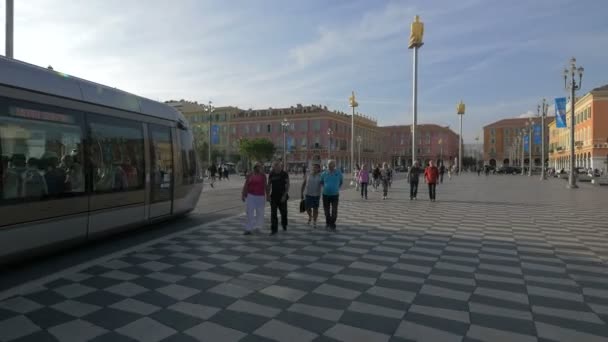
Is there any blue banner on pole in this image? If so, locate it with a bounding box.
[555,97,567,128]
[533,124,541,145]
[287,136,294,151]
[524,135,529,153]
[211,125,220,145]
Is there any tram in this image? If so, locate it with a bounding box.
[0,56,203,262]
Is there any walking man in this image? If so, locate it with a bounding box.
[408,161,421,200]
[301,163,322,228]
[320,160,343,231]
[439,163,445,183]
[424,160,439,202]
[267,161,290,235]
[381,162,391,200]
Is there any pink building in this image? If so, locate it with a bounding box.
[228,104,380,171]
[380,124,460,166]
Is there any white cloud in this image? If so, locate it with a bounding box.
[518,110,536,118]
[289,2,417,67]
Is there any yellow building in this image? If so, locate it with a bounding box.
[548,84,608,172]
[165,100,240,162]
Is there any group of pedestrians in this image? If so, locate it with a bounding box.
[354,163,393,200]
[241,158,444,237]
[241,160,343,235]
[408,160,440,202]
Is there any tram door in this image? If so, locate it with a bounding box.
[148,124,173,218]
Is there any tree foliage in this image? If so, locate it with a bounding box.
[239,138,276,163]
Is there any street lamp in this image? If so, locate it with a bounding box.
[457,100,465,175]
[207,101,214,166]
[356,135,362,166]
[409,15,424,166]
[349,91,358,174]
[564,57,584,189]
[538,99,549,180]
[5,0,13,58]
[526,118,533,176]
[327,128,333,161]
[281,118,290,167]
[521,129,526,175]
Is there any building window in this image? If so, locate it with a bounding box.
[491,128,496,136]
[313,120,320,131]
[256,124,261,134]
[267,124,271,133]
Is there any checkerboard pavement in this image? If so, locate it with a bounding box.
[1,175,608,341]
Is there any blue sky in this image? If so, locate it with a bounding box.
[1,0,608,142]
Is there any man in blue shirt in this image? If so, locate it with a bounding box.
[320,160,343,231]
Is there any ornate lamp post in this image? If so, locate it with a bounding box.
[521,129,526,175]
[207,101,214,166]
[564,57,584,189]
[327,128,333,161]
[526,118,534,176]
[281,118,290,166]
[457,100,465,175]
[349,91,358,173]
[409,15,424,166]
[538,99,549,180]
[356,135,362,166]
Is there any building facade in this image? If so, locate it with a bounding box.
[228,104,380,171]
[379,124,459,167]
[548,84,608,172]
[483,117,554,167]
[168,100,462,171]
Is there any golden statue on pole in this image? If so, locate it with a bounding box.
[349,91,358,108]
[457,100,465,115]
[408,15,424,49]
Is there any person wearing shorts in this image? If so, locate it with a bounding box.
[301,163,322,228]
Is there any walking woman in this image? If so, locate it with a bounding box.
[357,164,369,199]
[241,162,268,235]
[424,160,439,202]
[301,163,322,228]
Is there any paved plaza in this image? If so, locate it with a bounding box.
[1,174,608,341]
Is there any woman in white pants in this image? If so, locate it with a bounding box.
[241,162,268,235]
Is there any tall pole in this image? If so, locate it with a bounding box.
[349,91,358,174]
[540,99,547,180]
[528,120,533,176]
[565,57,583,189]
[568,84,577,188]
[208,101,213,166]
[457,100,465,176]
[327,128,332,161]
[5,0,13,58]
[409,15,424,166]
[281,118,289,167]
[412,47,418,166]
[351,106,354,173]
[459,115,463,175]
[521,132,525,175]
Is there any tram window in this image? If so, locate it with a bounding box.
[179,129,197,185]
[149,124,173,203]
[0,98,85,203]
[88,115,144,193]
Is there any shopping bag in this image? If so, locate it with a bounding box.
[299,199,306,212]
